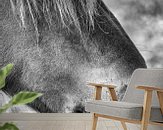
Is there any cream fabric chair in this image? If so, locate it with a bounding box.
[86,69,163,130]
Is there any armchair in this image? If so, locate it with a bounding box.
[86,69,163,130]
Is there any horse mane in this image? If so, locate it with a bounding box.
[10,0,97,38]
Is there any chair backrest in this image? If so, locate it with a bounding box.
[122,68,163,107]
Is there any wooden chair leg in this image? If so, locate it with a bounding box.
[141,90,153,130]
[121,121,127,130]
[92,113,98,130]
[157,91,163,114]
[141,122,148,130]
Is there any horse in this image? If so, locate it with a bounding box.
[0,0,146,113]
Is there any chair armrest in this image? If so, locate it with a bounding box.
[87,82,117,101]
[87,82,116,89]
[137,85,163,117]
[136,86,163,92]
[137,86,163,121]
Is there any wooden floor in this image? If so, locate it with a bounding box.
[0,113,142,130]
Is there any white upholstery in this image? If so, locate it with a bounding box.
[86,100,163,122]
[123,69,163,106]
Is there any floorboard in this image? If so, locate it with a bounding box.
[0,113,140,130]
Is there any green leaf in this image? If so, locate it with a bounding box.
[0,80,5,90]
[0,64,14,89]
[0,91,42,113]
[0,102,12,114]
[4,64,14,76]
[10,91,43,105]
[0,123,19,130]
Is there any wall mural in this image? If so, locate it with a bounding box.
[0,0,151,113]
[104,0,163,68]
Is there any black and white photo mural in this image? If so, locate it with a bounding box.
[1,0,160,113]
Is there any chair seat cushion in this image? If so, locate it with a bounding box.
[85,101,163,122]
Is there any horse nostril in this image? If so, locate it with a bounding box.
[72,103,86,113]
